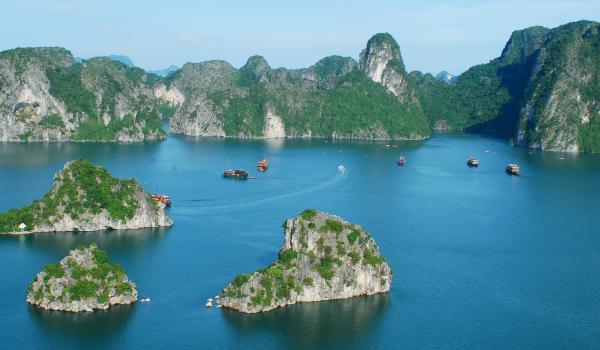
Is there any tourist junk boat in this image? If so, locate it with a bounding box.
[223,169,249,179]
[397,157,406,166]
[151,194,172,206]
[257,159,269,172]
[506,163,521,175]
[467,157,479,167]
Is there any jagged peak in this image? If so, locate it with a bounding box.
[500,26,550,64]
[0,46,74,68]
[241,55,271,73]
[310,55,358,78]
[359,32,405,79]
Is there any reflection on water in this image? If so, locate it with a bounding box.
[28,304,135,347]
[3,227,170,256]
[222,294,390,349]
[0,141,163,168]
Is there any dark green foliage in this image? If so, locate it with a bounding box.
[319,219,344,235]
[206,65,430,139]
[115,282,133,295]
[68,280,99,301]
[47,64,97,117]
[278,249,298,268]
[348,252,361,265]
[43,264,64,280]
[347,230,359,245]
[315,257,335,280]
[0,159,141,232]
[233,274,250,288]
[38,114,65,129]
[363,249,386,266]
[97,293,109,304]
[300,209,317,220]
[303,277,313,286]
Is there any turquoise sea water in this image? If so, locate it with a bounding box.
[1,134,599,349]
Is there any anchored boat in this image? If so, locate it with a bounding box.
[257,159,269,172]
[506,163,521,175]
[467,157,479,167]
[151,194,172,206]
[397,157,406,166]
[223,169,249,179]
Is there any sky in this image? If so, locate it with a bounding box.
[2,0,599,75]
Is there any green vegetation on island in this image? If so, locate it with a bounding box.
[218,210,392,313]
[0,159,171,234]
[27,243,137,312]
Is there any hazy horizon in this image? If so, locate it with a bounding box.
[2,0,600,75]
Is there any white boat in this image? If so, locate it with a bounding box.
[205,300,212,307]
[140,298,150,303]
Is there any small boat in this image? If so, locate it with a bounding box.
[467,157,479,167]
[205,300,212,307]
[151,194,172,206]
[506,163,521,175]
[140,298,150,303]
[257,159,269,171]
[223,169,249,179]
[397,157,406,166]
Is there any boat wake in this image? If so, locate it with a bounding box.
[194,166,348,211]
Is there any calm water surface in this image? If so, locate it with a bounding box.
[1,134,599,349]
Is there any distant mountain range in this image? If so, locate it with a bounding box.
[74,54,134,67]
[434,71,458,84]
[0,20,598,152]
[149,65,180,77]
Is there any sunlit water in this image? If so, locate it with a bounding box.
[1,134,599,349]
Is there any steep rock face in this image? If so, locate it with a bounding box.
[218,210,392,313]
[27,243,137,312]
[166,35,430,140]
[0,48,166,142]
[359,33,419,104]
[517,21,600,152]
[166,60,238,137]
[0,159,172,234]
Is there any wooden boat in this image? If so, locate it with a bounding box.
[257,159,269,171]
[151,194,172,206]
[467,157,479,167]
[223,169,249,179]
[506,163,520,175]
[397,157,406,166]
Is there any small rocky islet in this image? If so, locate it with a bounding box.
[27,243,137,312]
[0,159,172,234]
[218,210,392,313]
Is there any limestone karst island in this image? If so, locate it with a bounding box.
[0,159,172,234]
[218,210,392,313]
[1,1,600,348]
[27,243,138,312]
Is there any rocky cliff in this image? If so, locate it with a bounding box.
[0,159,172,234]
[218,210,392,313]
[517,21,600,152]
[27,243,137,312]
[164,35,430,140]
[0,48,166,142]
[412,20,600,152]
[359,33,420,104]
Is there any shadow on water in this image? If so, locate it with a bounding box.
[1,227,171,255]
[222,294,390,350]
[28,304,135,347]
